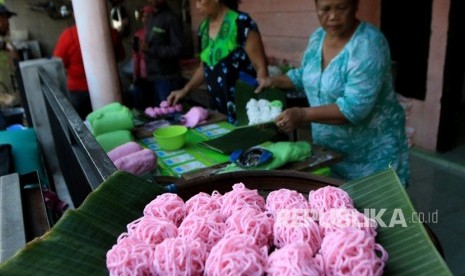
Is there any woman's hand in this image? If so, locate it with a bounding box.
[255,74,296,93]
[255,77,273,94]
[167,88,189,106]
[275,107,305,133]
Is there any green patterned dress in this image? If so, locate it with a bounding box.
[199,10,259,124]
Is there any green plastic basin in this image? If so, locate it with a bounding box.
[153,125,188,151]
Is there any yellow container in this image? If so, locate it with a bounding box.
[153,125,188,151]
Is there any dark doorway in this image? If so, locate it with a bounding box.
[380,0,433,100]
[437,0,465,152]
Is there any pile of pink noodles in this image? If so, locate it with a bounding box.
[145,101,183,119]
[107,184,388,276]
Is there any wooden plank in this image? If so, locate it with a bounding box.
[0,173,26,263]
[20,182,51,239]
[181,145,342,181]
[280,145,343,172]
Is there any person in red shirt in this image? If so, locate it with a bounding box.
[53,22,125,119]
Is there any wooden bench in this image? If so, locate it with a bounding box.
[0,172,51,263]
[0,173,26,262]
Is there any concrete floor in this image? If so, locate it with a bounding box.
[407,146,465,276]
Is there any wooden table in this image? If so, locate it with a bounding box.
[134,114,342,181]
[132,110,227,139]
[280,145,342,172]
[181,145,342,180]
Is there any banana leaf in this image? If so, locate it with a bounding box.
[0,169,452,275]
[0,172,166,275]
[342,169,451,276]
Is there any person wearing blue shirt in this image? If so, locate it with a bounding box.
[256,0,410,185]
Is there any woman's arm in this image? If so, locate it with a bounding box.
[244,30,268,79]
[166,63,205,106]
[255,74,296,93]
[302,104,349,125]
[275,104,349,132]
[183,63,206,93]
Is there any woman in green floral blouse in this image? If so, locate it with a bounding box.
[167,0,268,124]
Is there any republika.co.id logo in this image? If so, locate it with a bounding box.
[275,208,439,228]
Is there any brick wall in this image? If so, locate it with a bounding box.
[189,0,380,66]
[241,0,317,66]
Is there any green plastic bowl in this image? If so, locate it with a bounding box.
[153,125,188,151]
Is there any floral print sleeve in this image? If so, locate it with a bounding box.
[236,13,259,47]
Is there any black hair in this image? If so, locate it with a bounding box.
[222,0,241,11]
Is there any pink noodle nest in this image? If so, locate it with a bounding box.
[266,243,323,276]
[220,183,265,218]
[205,234,268,276]
[273,211,323,253]
[126,217,178,246]
[319,208,377,237]
[152,237,208,276]
[184,192,222,216]
[224,207,274,248]
[178,210,226,251]
[107,184,389,275]
[320,228,388,276]
[266,188,309,218]
[143,193,186,226]
[308,186,354,218]
[106,236,154,276]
